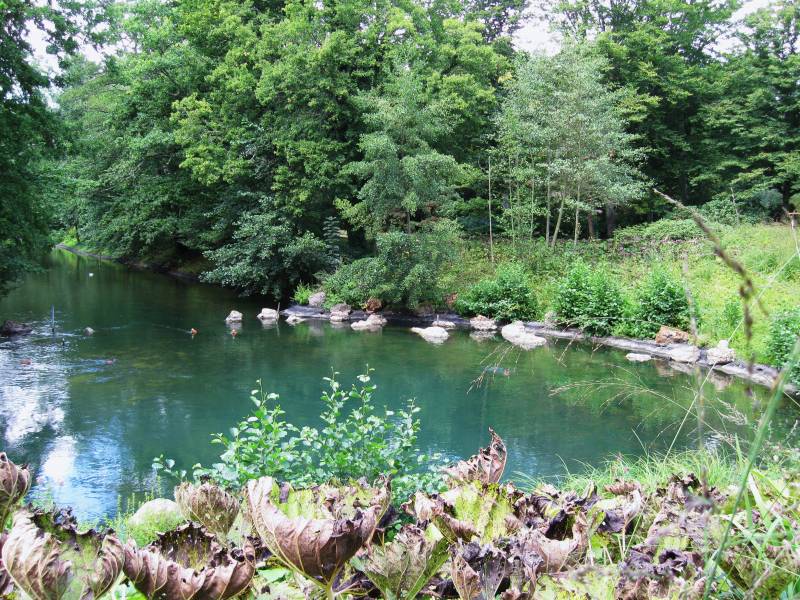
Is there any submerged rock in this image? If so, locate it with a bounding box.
[308,291,326,308]
[470,315,497,331]
[329,303,352,322]
[669,344,700,363]
[286,314,305,325]
[1,320,32,336]
[501,321,546,350]
[706,340,735,365]
[432,319,456,329]
[351,314,387,331]
[257,308,279,321]
[411,326,449,344]
[470,330,496,342]
[84,327,95,336]
[225,310,243,323]
[128,498,183,528]
[626,353,652,363]
[655,325,690,345]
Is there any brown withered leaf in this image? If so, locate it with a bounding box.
[444,428,507,485]
[123,527,255,600]
[245,477,389,588]
[0,452,31,526]
[2,508,124,600]
[0,533,14,597]
[175,480,241,540]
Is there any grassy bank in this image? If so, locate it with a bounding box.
[435,222,799,364]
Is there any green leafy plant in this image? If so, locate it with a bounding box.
[766,308,800,386]
[624,268,691,338]
[155,371,444,504]
[455,262,538,321]
[292,282,314,305]
[553,261,625,336]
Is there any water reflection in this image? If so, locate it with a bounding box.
[0,250,794,520]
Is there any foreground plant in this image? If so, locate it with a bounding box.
[356,523,449,600]
[123,522,255,600]
[0,452,30,527]
[444,428,507,486]
[2,508,124,600]
[175,479,240,540]
[246,476,390,598]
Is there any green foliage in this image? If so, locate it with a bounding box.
[625,269,691,338]
[766,309,800,386]
[201,200,331,298]
[614,219,702,251]
[553,261,625,336]
[155,371,443,504]
[455,262,538,321]
[293,283,314,305]
[324,221,462,309]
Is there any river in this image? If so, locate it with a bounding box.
[0,250,792,519]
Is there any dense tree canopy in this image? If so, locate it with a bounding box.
[1,0,798,299]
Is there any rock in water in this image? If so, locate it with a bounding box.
[0,320,32,336]
[308,292,326,308]
[411,326,449,344]
[127,498,183,528]
[470,315,497,331]
[655,325,690,345]
[669,344,700,363]
[257,308,279,321]
[432,319,456,329]
[706,340,735,365]
[501,321,546,350]
[626,353,652,363]
[470,330,496,342]
[329,303,352,322]
[286,314,305,325]
[225,310,243,323]
[351,314,387,331]
[84,327,95,336]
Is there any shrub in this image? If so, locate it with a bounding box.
[293,282,314,305]
[553,261,625,336]
[454,262,538,321]
[324,220,462,309]
[614,219,701,253]
[155,371,444,504]
[626,269,691,338]
[766,308,800,386]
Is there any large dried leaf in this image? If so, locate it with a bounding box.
[0,452,31,526]
[444,429,507,486]
[175,481,241,540]
[451,541,512,600]
[1,508,124,600]
[511,511,599,574]
[245,477,389,588]
[358,523,449,600]
[404,482,522,543]
[0,533,15,596]
[123,524,255,600]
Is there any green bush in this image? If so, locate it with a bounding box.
[614,219,701,252]
[766,308,800,386]
[553,261,625,336]
[454,262,538,321]
[155,371,444,504]
[324,220,462,309]
[293,282,314,305]
[625,269,691,338]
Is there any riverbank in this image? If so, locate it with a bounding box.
[282,303,797,396]
[56,243,203,282]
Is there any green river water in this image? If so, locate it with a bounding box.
[0,250,793,519]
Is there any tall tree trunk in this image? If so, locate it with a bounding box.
[530,175,535,241]
[604,201,616,238]
[545,171,551,244]
[587,208,595,239]
[573,204,580,245]
[488,156,494,265]
[551,194,565,247]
